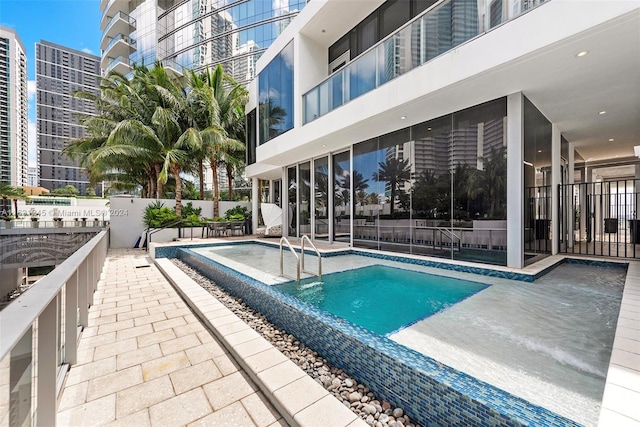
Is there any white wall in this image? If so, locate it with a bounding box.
[109,197,251,248]
[15,198,110,221]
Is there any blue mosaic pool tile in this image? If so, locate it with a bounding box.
[177,247,583,427]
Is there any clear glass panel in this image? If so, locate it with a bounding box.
[353,139,381,249]
[304,90,319,124]
[314,157,329,240]
[298,162,311,237]
[524,96,552,255]
[330,73,344,111]
[259,41,294,144]
[287,167,297,236]
[318,81,330,117]
[348,51,377,102]
[333,151,351,243]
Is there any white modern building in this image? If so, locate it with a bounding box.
[245,0,640,268]
[0,26,28,187]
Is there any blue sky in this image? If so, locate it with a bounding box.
[0,0,102,166]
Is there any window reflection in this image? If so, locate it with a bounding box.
[258,41,294,144]
[314,157,329,240]
[348,98,508,264]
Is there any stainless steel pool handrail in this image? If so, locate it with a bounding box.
[436,227,461,252]
[301,235,322,279]
[279,236,300,282]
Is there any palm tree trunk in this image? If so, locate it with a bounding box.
[226,164,234,201]
[172,165,183,217]
[198,159,205,200]
[210,156,220,218]
[13,199,18,218]
[154,163,163,199]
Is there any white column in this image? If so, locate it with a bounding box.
[551,124,561,254]
[252,177,259,235]
[507,93,525,269]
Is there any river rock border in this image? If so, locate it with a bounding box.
[173,259,418,427]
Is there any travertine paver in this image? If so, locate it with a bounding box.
[57,248,286,426]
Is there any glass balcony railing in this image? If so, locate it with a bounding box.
[105,55,128,73]
[303,0,547,124]
[103,11,136,37]
[100,0,116,23]
[103,34,137,57]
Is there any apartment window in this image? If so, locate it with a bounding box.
[258,41,294,144]
[246,108,256,164]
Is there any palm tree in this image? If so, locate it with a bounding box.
[188,65,247,217]
[372,158,411,215]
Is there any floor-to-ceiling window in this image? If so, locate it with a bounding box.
[314,157,329,240]
[298,162,311,237]
[287,166,297,235]
[351,98,508,264]
[523,96,552,255]
[286,98,508,265]
[333,151,351,243]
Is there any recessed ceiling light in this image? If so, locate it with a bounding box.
[598,110,606,115]
[400,116,406,120]
[609,138,614,142]
[427,127,432,131]
[537,150,542,153]
[322,144,327,147]
[575,50,588,57]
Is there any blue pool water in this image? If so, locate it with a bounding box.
[276,265,488,335]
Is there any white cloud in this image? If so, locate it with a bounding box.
[27,80,36,101]
[81,47,94,55]
[28,121,37,168]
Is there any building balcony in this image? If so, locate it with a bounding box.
[101,11,136,42]
[103,55,132,75]
[101,33,136,61]
[302,0,548,125]
[100,0,128,29]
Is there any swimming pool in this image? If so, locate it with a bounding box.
[161,241,625,426]
[277,265,488,335]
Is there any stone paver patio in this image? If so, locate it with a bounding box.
[57,248,287,427]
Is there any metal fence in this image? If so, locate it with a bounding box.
[560,180,639,259]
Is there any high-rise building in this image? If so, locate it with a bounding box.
[36,41,101,195]
[0,26,28,187]
[100,0,307,85]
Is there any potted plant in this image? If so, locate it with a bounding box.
[80,217,87,227]
[93,218,100,226]
[29,209,40,228]
[53,217,63,228]
[2,214,14,229]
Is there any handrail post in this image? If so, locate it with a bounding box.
[280,236,300,282]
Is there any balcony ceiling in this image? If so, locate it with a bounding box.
[101,16,133,46]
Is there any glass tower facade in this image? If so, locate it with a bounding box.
[101,0,307,85]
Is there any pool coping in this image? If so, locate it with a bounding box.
[597,260,640,427]
[154,257,368,427]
